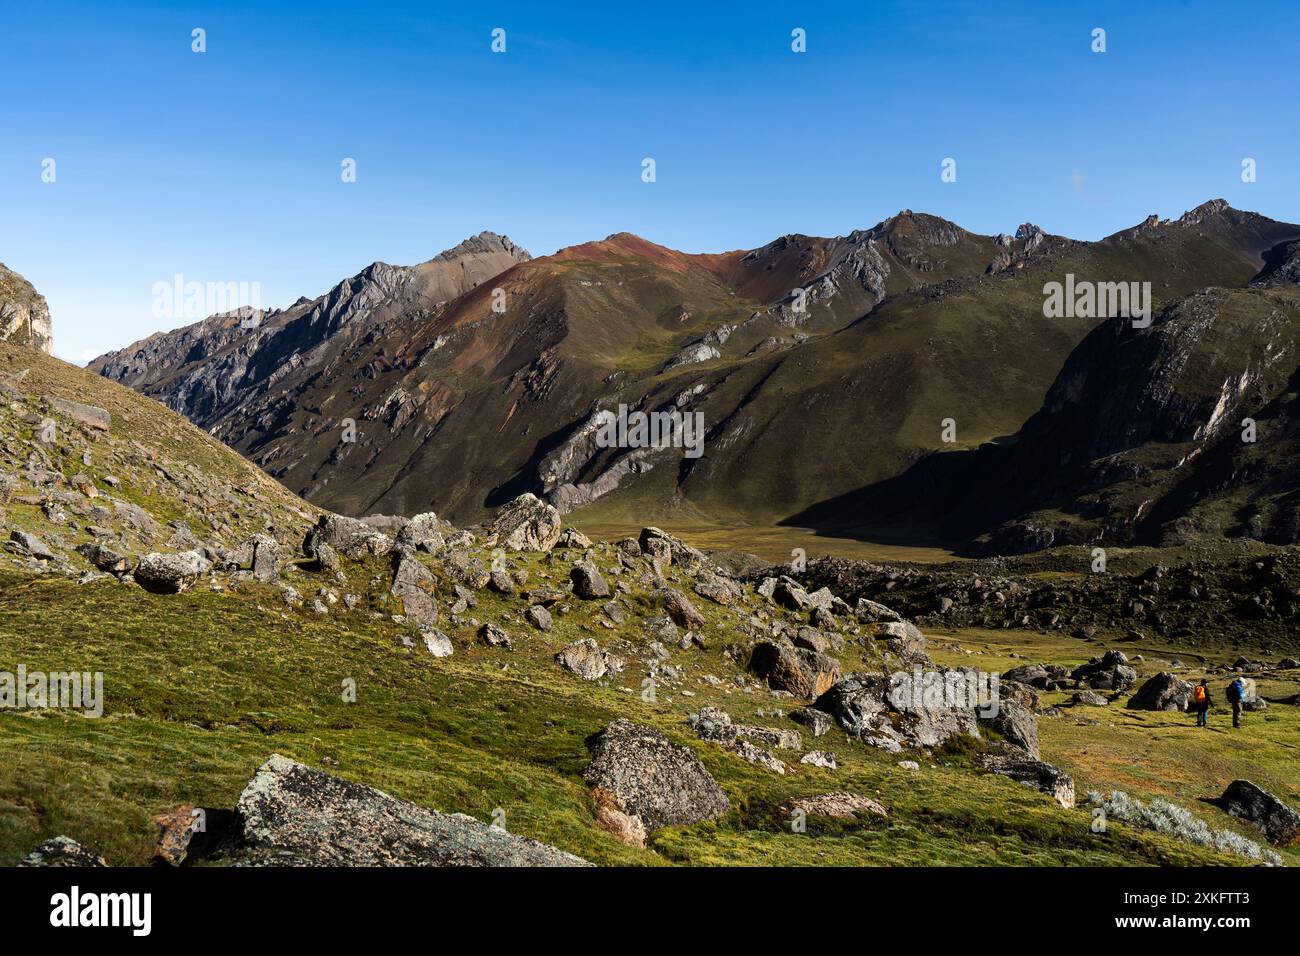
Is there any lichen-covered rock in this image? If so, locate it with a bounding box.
[135,550,211,594]
[582,720,728,841]
[490,493,562,552]
[18,836,107,867]
[815,671,979,752]
[235,754,589,866]
[556,639,609,681]
[785,792,886,820]
[659,587,704,630]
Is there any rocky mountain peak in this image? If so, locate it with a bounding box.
[432,231,531,264]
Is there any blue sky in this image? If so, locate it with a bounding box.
[3,0,1297,363]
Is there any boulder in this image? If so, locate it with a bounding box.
[875,620,928,662]
[47,395,111,431]
[525,605,553,631]
[1214,780,1300,846]
[582,720,728,843]
[235,754,589,865]
[977,753,1076,809]
[985,698,1040,759]
[76,541,129,573]
[639,527,706,569]
[1071,690,1110,707]
[9,529,54,560]
[396,512,444,553]
[421,628,454,658]
[659,587,704,630]
[785,792,886,820]
[556,639,609,681]
[814,671,980,752]
[854,598,902,623]
[789,706,834,738]
[556,528,592,549]
[244,533,282,582]
[390,550,438,627]
[490,493,562,552]
[693,571,740,606]
[570,561,611,599]
[478,622,512,648]
[304,514,393,561]
[18,836,107,867]
[1126,672,1192,712]
[135,550,210,594]
[1072,651,1138,691]
[750,641,842,700]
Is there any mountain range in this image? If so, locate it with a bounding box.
[84,200,1300,555]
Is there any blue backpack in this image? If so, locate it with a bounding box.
[1227,679,1244,703]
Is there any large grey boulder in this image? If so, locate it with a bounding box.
[47,395,110,431]
[638,527,706,569]
[239,533,282,582]
[490,493,562,552]
[235,754,589,866]
[1127,672,1192,712]
[390,549,438,626]
[583,720,728,845]
[135,550,211,594]
[1215,780,1300,846]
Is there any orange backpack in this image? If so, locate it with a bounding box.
[1193,685,1207,704]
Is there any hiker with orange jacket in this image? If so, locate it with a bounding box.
[1192,679,1212,727]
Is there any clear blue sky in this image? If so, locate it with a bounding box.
[3,0,1297,363]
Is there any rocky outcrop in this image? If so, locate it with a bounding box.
[234,754,588,866]
[815,671,980,752]
[0,262,53,354]
[490,493,562,552]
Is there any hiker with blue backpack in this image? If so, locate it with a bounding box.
[1225,676,1247,728]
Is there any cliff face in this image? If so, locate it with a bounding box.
[0,263,53,354]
